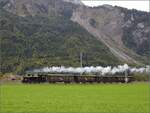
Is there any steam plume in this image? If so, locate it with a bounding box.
[32,64,150,75]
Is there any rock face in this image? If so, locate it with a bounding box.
[63,0,83,5]
[0,0,150,64]
[71,5,150,64]
[121,8,150,59]
[1,0,77,17]
[2,0,50,16]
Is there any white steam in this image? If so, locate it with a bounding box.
[33,64,150,75]
[130,65,150,73]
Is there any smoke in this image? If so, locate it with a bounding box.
[130,65,150,73]
[32,64,150,75]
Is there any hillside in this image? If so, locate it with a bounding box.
[0,0,149,74]
[71,5,150,64]
[0,8,120,74]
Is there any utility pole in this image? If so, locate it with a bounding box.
[80,52,83,68]
[80,52,83,76]
[125,70,128,83]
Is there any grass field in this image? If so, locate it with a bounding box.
[0,82,150,113]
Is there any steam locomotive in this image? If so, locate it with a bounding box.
[22,72,134,83]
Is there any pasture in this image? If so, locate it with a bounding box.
[0,82,149,113]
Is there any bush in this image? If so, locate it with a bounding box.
[132,73,150,81]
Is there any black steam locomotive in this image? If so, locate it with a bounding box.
[22,72,134,83]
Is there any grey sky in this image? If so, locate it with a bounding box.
[81,1,149,12]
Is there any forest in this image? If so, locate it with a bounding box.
[0,9,120,74]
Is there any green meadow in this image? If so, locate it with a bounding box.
[0,83,149,113]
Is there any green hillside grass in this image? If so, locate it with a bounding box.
[1,83,149,113]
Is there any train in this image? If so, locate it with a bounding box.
[22,72,134,83]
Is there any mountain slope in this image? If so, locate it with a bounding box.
[0,0,81,17]
[1,0,149,65]
[0,8,120,73]
[71,5,150,64]
[0,0,149,74]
